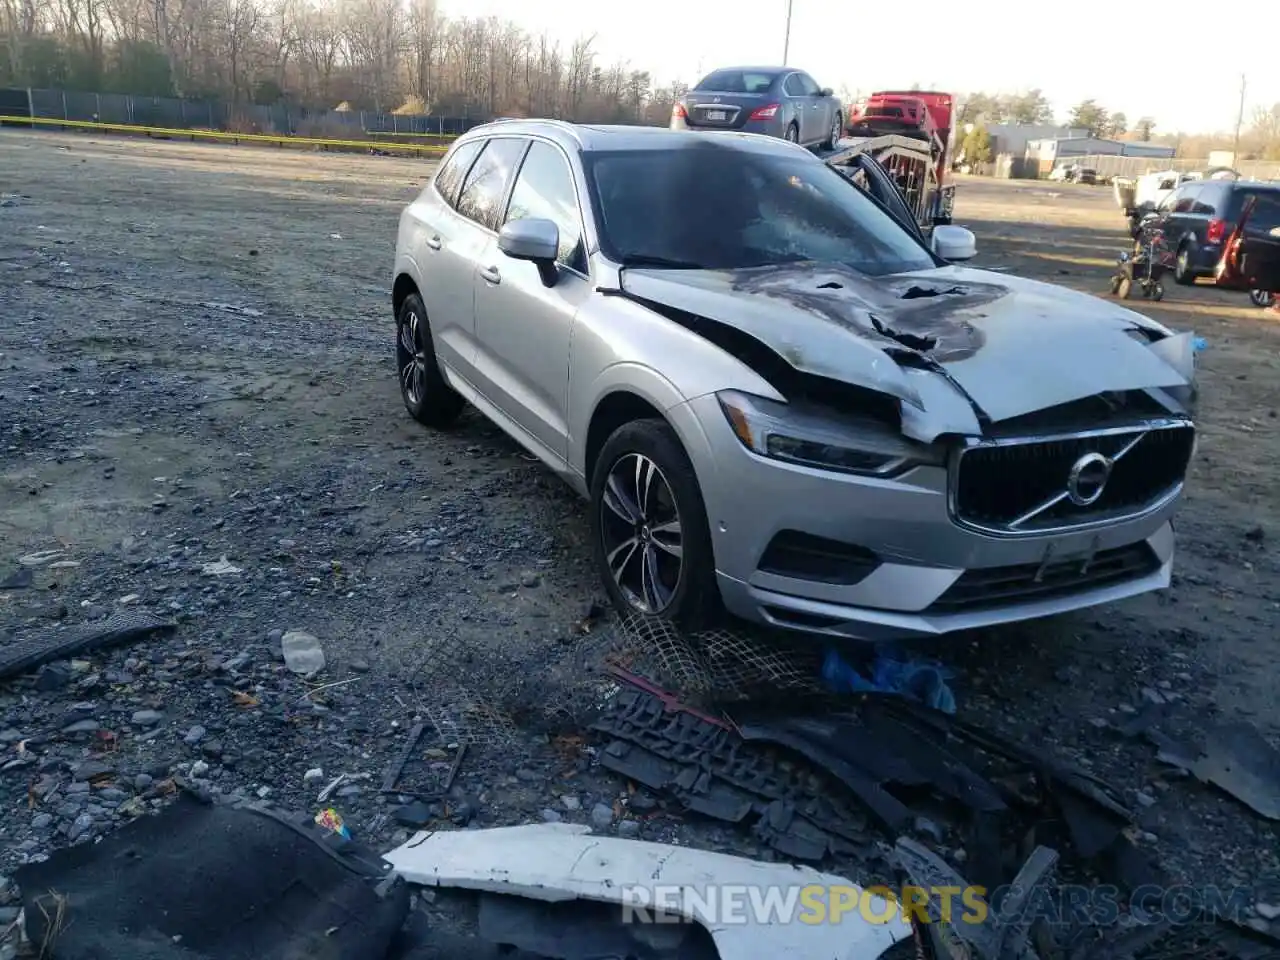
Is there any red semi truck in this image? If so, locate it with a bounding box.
[844,90,956,226]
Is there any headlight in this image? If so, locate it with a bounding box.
[716,390,939,477]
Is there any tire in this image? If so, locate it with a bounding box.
[1117,275,1133,300]
[1109,275,1122,296]
[1173,244,1196,286]
[1151,282,1165,302]
[1250,289,1275,308]
[784,122,799,144]
[821,113,841,150]
[589,419,721,631]
[395,292,465,427]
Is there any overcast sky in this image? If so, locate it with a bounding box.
[438,0,1275,135]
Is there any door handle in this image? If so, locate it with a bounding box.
[425,235,442,250]
[480,265,501,285]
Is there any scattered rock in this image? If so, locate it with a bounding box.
[616,819,640,838]
[590,802,614,829]
[131,709,163,726]
[393,802,435,828]
[561,795,581,812]
[540,808,563,822]
[281,630,326,676]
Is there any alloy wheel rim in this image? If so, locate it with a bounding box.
[599,453,684,614]
[831,118,840,144]
[786,125,798,143]
[397,310,427,406]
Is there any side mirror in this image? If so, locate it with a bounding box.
[819,87,833,98]
[499,217,559,263]
[932,225,977,262]
[498,218,560,286]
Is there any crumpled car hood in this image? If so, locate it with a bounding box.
[620,261,1193,425]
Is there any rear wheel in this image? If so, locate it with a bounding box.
[784,122,799,144]
[1173,244,1196,286]
[1249,289,1275,307]
[589,420,721,631]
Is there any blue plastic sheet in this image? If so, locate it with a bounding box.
[821,647,957,714]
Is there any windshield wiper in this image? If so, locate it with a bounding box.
[617,254,706,270]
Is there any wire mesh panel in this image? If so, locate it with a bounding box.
[98,93,131,124]
[29,89,63,120]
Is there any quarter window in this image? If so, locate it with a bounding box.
[456,137,528,230]
[504,141,586,273]
[433,139,483,208]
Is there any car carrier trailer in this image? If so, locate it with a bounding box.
[826,134,956,236]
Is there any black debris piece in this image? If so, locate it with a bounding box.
[0,609,176,680]
[590,686,870,859]
[0,566,34,590]
[1188,721,1280,821]
[16,791,409,960]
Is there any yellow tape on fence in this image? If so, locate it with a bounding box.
[0,115,449,154]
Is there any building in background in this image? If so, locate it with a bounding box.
[986,124,1089,159]
[1024,137,1176,176]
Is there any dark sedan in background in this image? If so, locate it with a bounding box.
[670,66,843,149]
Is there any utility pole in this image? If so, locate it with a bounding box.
[782,0,794,65]
[1231,74,1246,163]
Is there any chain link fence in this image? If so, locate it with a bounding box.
[2,87,480,138]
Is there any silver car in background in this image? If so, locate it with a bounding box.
[670,66,843,149]
[392,121,1198,641]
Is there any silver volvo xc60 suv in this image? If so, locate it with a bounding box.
[392,120,1198,641]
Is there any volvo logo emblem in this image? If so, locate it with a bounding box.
[1066,452,1112,506]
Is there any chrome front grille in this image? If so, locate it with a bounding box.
[951,421,1196,536]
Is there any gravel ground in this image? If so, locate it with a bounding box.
[1,133,1278,923]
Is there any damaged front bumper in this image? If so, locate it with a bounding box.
[675,393,1182,642]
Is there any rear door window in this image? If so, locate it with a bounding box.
[1190,184,1220,216]
[1172,184,1199,213]
[456,137,529,231]
[695,70,776,94]
[783,74,805,97]
[434,140,483,208]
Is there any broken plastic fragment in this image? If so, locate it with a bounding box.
[314,807,351,838]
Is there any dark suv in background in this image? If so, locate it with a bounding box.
[1142,179,1280,285]
[669,66,843,149]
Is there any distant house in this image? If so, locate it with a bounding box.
[1025,136,1176,175]
[985,124,1089,159]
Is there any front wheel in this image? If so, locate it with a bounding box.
[1249,289,1275,307]
[396,293,465,427]
[589,420,721,630]
[1116,275,1133,300]
[822,113,841,150]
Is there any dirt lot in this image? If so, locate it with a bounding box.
[1,132,1278,907]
